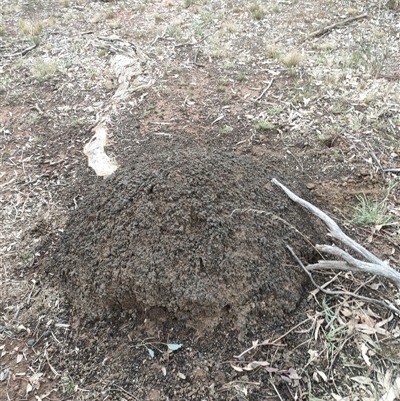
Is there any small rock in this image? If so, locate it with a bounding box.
[177,372,186,380]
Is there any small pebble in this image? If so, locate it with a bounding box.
[27,339,36,346]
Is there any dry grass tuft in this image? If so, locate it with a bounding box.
[249,2,266,20]
[280,50,303,67]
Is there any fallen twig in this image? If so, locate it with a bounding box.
[383,168,400,173]
[366,141,384,173]
[253,79,274,102]
[307,14,368,39]
[111,384,139,401]
[271,381,284,401]
[2,42,38,58]
[234,317,311,359]
[377,73,400,81]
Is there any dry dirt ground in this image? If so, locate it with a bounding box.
[1,0,400,400]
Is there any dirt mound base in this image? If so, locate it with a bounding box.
[48,150,325,332]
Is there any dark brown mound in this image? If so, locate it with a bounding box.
[50,150,325,332]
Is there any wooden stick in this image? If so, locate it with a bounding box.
[2,42,38,58]
[286,245,400,316]
[253,79,274,102]
[271,178,400,289]
[317,244,400,287]
[308,14,368,39]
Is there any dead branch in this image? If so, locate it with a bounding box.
[2,42,38,58]
[271,178,400,290]
[383,168,400,173]
[253,79,274,102]
[286,245,400,316]
[307,13,368,39]
[316,245,400,287]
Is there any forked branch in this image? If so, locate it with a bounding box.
[271,178,400,289]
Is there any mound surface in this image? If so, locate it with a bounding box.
[49,150,325,331]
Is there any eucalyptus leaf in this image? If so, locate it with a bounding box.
[0,368,9,382]
[167,343,182,351]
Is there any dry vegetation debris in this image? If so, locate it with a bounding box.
[1,0,400,400]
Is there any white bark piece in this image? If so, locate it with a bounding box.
[83,124,119,177]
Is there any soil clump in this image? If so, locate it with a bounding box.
[48,149,326,335]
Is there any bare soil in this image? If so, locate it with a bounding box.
[1,0,400,400]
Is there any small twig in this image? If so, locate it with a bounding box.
[44,348,60,377]
[270,317,313,345]
[153,132,172,138]
[366,141,384,173]
[234,342,260,359]
[328,334,355,378]
[253,79,274,102]
[383,168,400,173]
[174,32,213,48]
[218,380,261,392]
[211,114,224,125]
[377,73,400,81]
[307,13,368,39]
[2,42,38,58]
[234,316,313,360]
[270,381,284,401]
[111,384,139,401]
[286,150,303,171]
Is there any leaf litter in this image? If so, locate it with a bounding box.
[1,0,400,400]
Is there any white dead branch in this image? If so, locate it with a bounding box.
[307,13,368,39]
[271,178,400,290]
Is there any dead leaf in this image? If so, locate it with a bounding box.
[367,283,382,290]
[341,308,353,317]
[361,343,371,366]
[317,370,328,382]
[351,376,372,385]
[354,323,390,336]
[376,314,393,328]
[307,349,319,364]
[243,361,269,371]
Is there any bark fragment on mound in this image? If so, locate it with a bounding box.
[49,150,325,330]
